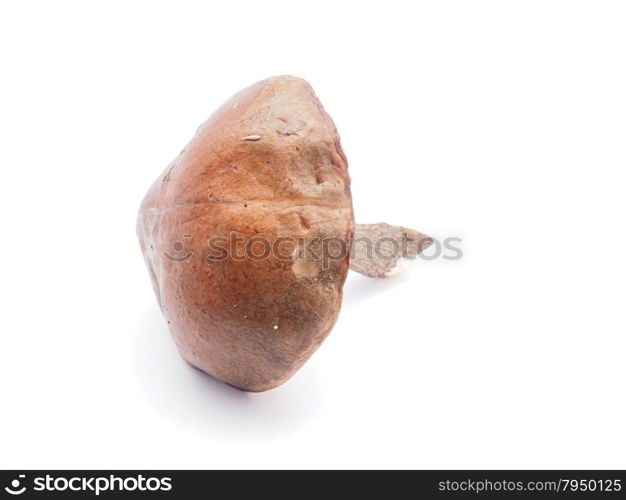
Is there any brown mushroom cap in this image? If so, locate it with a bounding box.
[137,76,354,391]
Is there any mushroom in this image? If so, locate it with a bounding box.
[137,76,432,391]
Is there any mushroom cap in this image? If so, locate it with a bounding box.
[137,76,354,391]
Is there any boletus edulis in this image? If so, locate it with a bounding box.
[137,76,431,391]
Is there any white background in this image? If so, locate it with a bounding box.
[1,1,625,469]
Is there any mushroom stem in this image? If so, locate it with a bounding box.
[349,223,433,278]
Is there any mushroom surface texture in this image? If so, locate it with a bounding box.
[137,76,354,391]
[138,76,433,392]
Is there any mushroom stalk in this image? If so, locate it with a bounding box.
[350,223,433,278]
